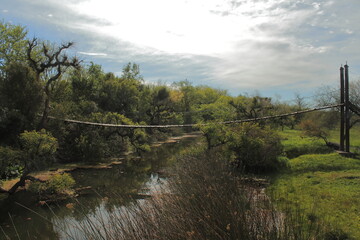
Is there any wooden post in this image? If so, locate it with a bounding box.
[340,65,345,151]
[344,63,350,152]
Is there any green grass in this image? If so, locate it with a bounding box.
[278,129,332,158]
[271,132,360,239]
[327,126,360,153]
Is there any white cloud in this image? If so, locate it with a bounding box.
[4,0,360,99]
[78,51,108,56]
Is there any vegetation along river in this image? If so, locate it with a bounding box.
[0,134,200,239]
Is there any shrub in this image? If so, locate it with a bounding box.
[75,132,108,162]
[29,173,75,195]
[299,119,328,144]
[228,123,284,172]
[19,129,58,171]
[0,146,22,179]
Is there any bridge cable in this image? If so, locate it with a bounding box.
[47,104,343,129]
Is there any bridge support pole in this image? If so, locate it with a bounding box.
[340,65,345,151]
[344,63,350,152]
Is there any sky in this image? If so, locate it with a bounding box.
[1,0,360,102]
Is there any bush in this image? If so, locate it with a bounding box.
[228,123,284,172]
[19,129,58,171]
[299,119,328,144]
[29,173,75,195]
[74,132,108,162]
[0,146,22,179]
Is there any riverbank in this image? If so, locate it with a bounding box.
[0,133,201,239]
[0,132,201,193]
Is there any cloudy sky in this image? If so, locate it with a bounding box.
[1,0,360,101]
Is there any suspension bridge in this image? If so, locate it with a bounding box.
[48,64,359,153]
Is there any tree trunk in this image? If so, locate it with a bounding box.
[7,170,30,194]
[38,88,50,130]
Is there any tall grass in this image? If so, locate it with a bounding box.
[62,144,332,240]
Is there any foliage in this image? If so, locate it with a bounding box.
[19,129,58,172]
[299,119,329,144]
[227,123,284,172]
[0,146,22,179]
[28,173,75,195]
[144,85,176,125]
[0,62,43,143]
[199,123,230,149]
[60,112,150,162]
[70,63,104,103]
[74,131,108,162]
[201,123,284,173]
[98,75,141,116]
[229,96,273,120]
[0,20,28,69]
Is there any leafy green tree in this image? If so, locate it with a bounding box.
[229,96,273,119]
[98,76,140,117]
[70,62,104,103]
[0,62,43,143]
[0,21,28,70]
[96,64,144,119]
[121,62,143,82]
[175,80,197,124]
[145,86,176,125]
[199,123,230,150]
[194,95,234,122]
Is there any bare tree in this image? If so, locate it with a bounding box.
[27,38,80,129]
[315,78,360,129]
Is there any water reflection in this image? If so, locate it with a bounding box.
[0,134,199,239]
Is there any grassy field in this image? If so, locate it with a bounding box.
[279,129,332,159]
[327,127,360,153]
[270,128,360,239]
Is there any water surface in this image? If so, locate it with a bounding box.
[0,134,199,239]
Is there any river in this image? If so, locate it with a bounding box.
[0,134,199,239]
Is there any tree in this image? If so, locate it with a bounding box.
[227,123,283,172]
[121,62,143,82]
[27,38,80,130]
[98,75,141,117]
[173,80,197,124]
[199,123,229,150]
[0,62,43,143]
[229,95,274,124]
[97,64,143,119]
[70,62,104,103]
[0,21,28,71]
[146,86,176,125]
[315,80,360,129]
[2,130,58,194]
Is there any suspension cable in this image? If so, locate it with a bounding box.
[47,104,343,129]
